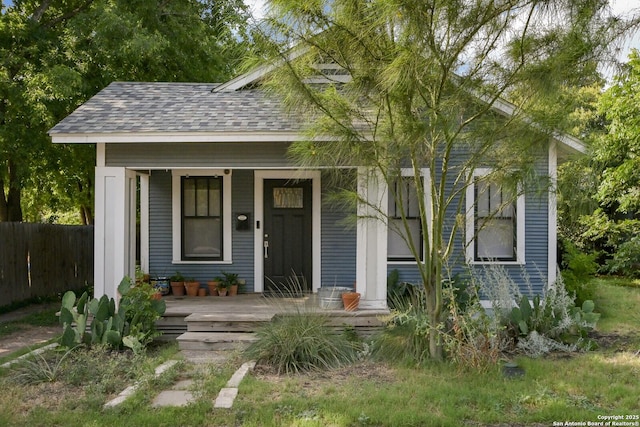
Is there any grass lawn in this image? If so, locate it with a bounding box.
[0,277,638,426]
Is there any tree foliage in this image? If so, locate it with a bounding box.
[593,50,640,216]
[252,0,633,360]
[0,0,251,223]
[560,50,640,275]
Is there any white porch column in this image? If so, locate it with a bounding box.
[139,173,150,275]
[548,140,558,286]
[94,167,137,301]
[356,167,388,309]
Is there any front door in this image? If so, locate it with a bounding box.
[263,179,313,294]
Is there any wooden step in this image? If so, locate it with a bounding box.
[156,315,188,340]
[184,313,273,332]
[176,332,258,351]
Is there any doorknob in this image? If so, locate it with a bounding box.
[263,240,269,259]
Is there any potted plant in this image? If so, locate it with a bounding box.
[184,278,200,297]
[342,283,360,311]
[170,272,185,296]
[216,279,229,296]
[207,277,221,296]
[221,271,240,296]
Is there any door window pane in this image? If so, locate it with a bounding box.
[273,187,304,208]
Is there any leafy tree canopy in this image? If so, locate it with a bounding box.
[0,0,251,223]
[593,49,640,215]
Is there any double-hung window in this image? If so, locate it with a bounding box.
[172,170,232,263]
[388,170,428,262]
[182,177,222,260]
[466,169,524,264]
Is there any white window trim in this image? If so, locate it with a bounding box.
[387,168,431,265]
[465,168,525,265]
[172,169,232,264]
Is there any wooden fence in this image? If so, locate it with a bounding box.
[0,223,93,307]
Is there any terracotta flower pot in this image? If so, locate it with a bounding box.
[218,287,228,296]
[170,281,185,296]
[198,288,206,297]
[342,292,361,311]
[207,281,220,296]
[185,281,200,297]
[228,284,238,296]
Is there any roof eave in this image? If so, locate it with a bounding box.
[49,131,303,144]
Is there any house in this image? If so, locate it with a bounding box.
[48,63,586,309]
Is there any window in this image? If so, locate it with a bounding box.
[172,170,232,263]
[181,177,222,260]
[466,169,524,264]
[388,174,425,262]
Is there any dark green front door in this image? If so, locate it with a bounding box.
[263,179,312,294]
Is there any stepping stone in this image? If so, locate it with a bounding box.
[152,390,194,407]
[213,388,238,409]
[172,379,193,390]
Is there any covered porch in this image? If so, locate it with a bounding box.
[95,164,393,310]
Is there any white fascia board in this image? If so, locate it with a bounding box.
[552,132,587,155]
[50,131,302,144]
[475,93,587,155]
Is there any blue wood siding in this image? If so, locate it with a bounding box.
[141,142,551,297]
[147,168,358,292]
[321,192,357,288]
[148,169,256,291]
[106,142,292,168]
[387,152,551,296]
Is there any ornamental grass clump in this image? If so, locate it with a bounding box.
[245,312,360,374]
[246,272,360,374]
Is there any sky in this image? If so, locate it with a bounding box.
[245,0,640,62]
[3,0,638,62]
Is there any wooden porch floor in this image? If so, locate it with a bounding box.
[156,293,389,340]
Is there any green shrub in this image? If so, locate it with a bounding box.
[606,235,640,278]
[245,312,359,374]
[560,240,598,305]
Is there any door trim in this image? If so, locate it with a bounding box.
[254,170,321,293]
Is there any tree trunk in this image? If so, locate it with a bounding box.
[0,179,7,221]
[6,160,23,222]
[80,205,93,225]
[425,255,444,361]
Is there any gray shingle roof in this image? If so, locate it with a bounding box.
[49,82,300,135]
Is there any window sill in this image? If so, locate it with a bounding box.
[172,260,233,265]
[387,260,423,265]
[467,260,525,266]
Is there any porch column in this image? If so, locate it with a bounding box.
[139,172,150,276]
[94,167,137,301]
[356,167,388,309]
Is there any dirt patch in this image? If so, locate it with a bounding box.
[252,360,397,397]
[590,331,640,351]
[0,326,60,357]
